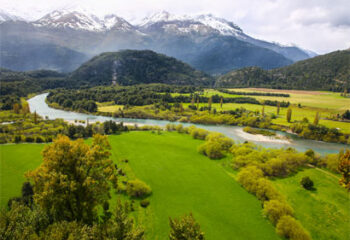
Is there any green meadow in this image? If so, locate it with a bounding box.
[97,88,350,134]
[273,168,350,240]
[1,131,349,239]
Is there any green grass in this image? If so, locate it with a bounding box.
[0,132,279,240]
[272,168,350,240]
[2,132,349,239]
[109,131,279,240]
[0,143,45,207]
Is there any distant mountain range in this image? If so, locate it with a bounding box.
[0,7,316,74]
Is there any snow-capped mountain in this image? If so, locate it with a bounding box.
[0,8,317,74]
[0,9,23,22]
[32,8,136,32]
[137,11,244,38]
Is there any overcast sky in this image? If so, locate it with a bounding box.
[1,0,350,54]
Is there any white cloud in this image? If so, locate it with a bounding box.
[0,0,349,53]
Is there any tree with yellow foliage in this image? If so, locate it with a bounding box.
[26,134,118,224]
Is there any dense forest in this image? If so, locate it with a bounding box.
[216,50,350,91]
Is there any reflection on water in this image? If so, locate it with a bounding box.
[28,93,348,155]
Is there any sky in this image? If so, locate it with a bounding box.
[1,0,350,54]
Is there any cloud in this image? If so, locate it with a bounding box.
[0,0,349,53]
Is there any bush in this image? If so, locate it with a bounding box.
[198,141,225,159]
[189,128,209,140]
[126,179,152,198]
[205,133,234,151]
[300,177,314,190]
[255,178,282,201]
[263,200,294,225]
[140,199,150,208]
[35,136,44,143]
[276,215,311,240]
[25,136,34,142]
[237,166,264,193]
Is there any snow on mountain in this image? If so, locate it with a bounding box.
[194,14,243,37]
[32,6,136,32]
[0,9,24,22]
[33,9,105,31]
[137,11,244,37]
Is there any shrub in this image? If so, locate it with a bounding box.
[237,166,264,193]
[25,136,34,143]
[276,215,311,240]
[190,128,209,140]
[255,178,282,201]
[263,200,294,225]
[300,177,314,190]
[205,133,234,151]
[198,141,225,159]
[126,179,152,198]
[175,124,184,133]
[35,136,44,143]
[14,135,22,143]
[140,199,150,208]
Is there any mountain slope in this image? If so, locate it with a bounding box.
[0,9,314,74]
[70,50,214,86]
[0,37,88,72]
[216,50,350,91]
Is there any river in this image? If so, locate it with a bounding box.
[28,93,348,155]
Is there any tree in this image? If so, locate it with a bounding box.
[263,200,294,225]
[13,103,21,114]
[277,102,280,115]
[102,199,144,240]
[220,97,223,109]
[313,112,320,125]
[300,176,314,190]
[208,97,212,111]
[33,111,38,124]
[286,108,292,123]
[169,213,205,240]
[196,98,199,110]
[26,134,118,224]
[338,149,350,190]
[191,97,195,107]
[126,179,152,198]
[276,215,311,240]
[262,105,265,117]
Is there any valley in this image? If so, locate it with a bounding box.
[1,3,350,240]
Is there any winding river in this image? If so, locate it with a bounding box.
[28,93,348,155]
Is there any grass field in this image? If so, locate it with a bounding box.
[0,143,45,207]
[108,132,279,240]
[0,132,279,240]
[273,168,350,240]
[1,132,349,239]
[96,88,350,134]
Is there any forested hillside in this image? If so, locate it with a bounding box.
[216,50,350,91]
[69,50,214,86]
